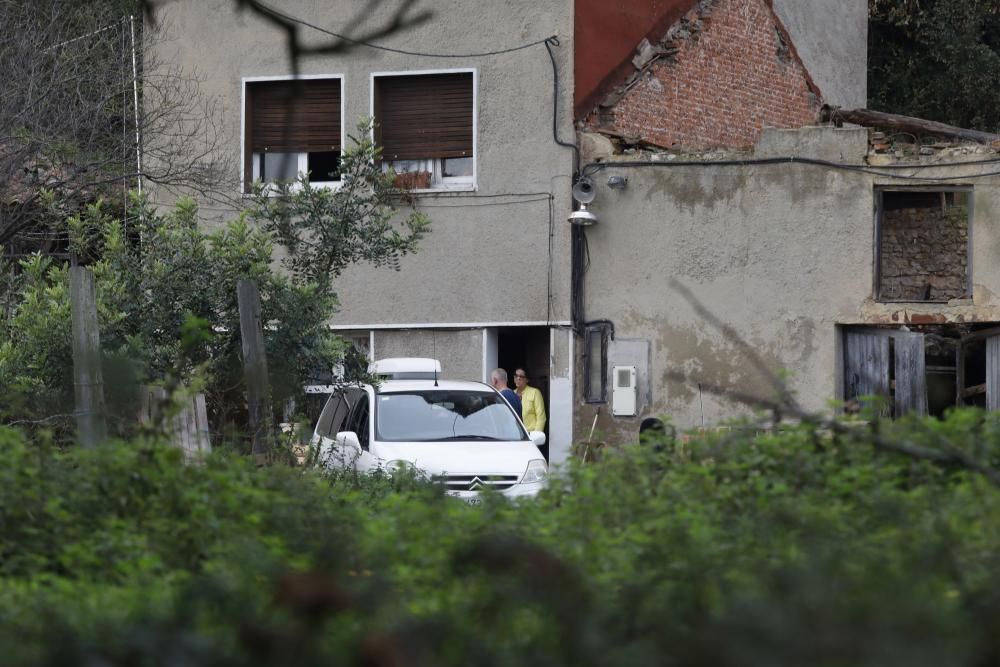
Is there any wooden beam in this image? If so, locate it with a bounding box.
[70,266,107,447]
[963,383,987,399]
[822,106,1000,145]
[238,279,274,464]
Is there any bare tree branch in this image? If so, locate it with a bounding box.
[667,279,1000,488]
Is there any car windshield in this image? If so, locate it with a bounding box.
[375,390,527,442]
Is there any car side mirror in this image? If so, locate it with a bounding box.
[528,430,546,447]
[336,431,362,454]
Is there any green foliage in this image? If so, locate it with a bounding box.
[4,409,1000,664]
[249,120,431,287]
[0,197,342,444]
[869,0,1000,131]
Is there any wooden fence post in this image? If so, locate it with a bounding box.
[237,279,274,463]
[70,266,107,447]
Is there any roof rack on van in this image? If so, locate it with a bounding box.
[369,357,442,380]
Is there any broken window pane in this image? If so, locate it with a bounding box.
[877,189,970,302]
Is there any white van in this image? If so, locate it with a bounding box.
[312,358,547,503]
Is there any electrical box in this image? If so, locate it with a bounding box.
[612,365,637,416]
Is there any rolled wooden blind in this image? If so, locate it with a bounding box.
[374,72,473,161]
[248,79,342,153]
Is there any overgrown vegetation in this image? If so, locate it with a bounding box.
[0,119,428,446]
[869,0,1000,132]
[0,197,340,444]
[3,409,1000,665]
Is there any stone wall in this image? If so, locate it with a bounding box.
[879,193,969,301]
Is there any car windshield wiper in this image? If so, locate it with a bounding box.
[436,435,503,441]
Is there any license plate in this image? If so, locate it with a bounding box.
[464,496,482,506]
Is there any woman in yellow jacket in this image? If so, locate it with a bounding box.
[513,368,546,432]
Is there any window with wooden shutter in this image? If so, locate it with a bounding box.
[244,77,343,190]
[373,71,475,190]
[841,323,1000,418]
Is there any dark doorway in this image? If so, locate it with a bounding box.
[498,326,550,459]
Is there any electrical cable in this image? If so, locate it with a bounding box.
[583,156,1000,182]
[544,37,580,176]
[255,1,555,58]
[546,192,554,326]
[415,196,552,208]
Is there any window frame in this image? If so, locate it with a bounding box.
[873,185,974,303]
[583,323,609,404]
[241,74,347,194]
[369,67,478,193]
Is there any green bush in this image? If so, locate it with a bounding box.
[2,410,1000,665]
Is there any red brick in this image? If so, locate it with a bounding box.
[585,0,819,150]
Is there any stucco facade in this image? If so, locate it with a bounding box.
[771,0,868,109]
[575,127,1000,443]
[150,0,578,462]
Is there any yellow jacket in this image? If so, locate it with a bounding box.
[518,385,546,432]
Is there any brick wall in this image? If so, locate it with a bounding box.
[879,194,970,301]
[585,0,819,150]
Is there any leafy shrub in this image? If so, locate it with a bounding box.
[2,410,1000,665]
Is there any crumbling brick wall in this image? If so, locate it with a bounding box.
[879,192,969,301]
[584,0,819,150]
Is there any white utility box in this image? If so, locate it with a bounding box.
[612,365,637,416]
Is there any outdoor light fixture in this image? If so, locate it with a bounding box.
[568,177,599,226]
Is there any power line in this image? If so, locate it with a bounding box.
[583,156,1000,182]
[257,1,556,58]
[42,19,121,52]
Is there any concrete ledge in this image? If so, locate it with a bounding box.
[755,126,869,164]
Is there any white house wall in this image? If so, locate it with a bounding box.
[150,0,575,327]
[771,0,868,109]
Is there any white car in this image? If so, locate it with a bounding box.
[312,358,548,503]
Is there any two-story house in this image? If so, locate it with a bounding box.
[151,0,578,460]
[152,0,1000,457]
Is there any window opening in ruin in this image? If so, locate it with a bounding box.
[875,188,972,303]
[842,323,1000,418]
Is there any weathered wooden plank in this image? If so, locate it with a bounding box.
[138,386,152,426]
[845,331,890,416]
[958,326,1000,345]
[988,335,1000,411]
[176,402,194,457]
[194,393,211,453]
[238,279,274,463]
[824,106,1000,144]
[894,332,927,416]
[962,383,987,398]
[956,341,967,406]
[70,267,107,447]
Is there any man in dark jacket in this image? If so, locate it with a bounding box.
[490,368,522,418]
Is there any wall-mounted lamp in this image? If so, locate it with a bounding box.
[568,177,598,226]
[607,175,628,190]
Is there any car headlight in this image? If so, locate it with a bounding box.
[521,458,547,484]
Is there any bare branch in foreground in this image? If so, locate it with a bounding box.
[665,280,1000,488]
